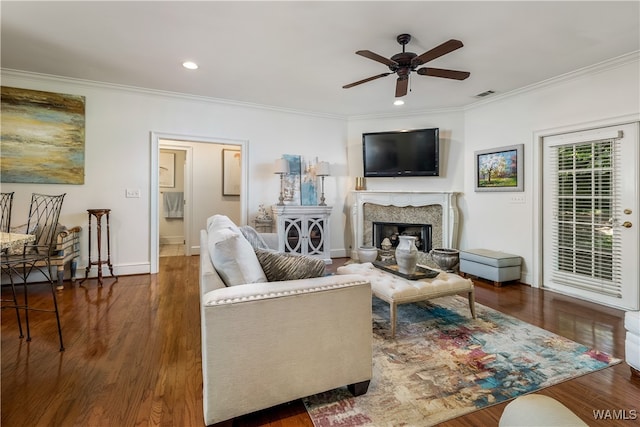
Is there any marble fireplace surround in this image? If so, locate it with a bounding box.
[351,191,460,261]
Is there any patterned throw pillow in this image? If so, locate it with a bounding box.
[255,249,326,282]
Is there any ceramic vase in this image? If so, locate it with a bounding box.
[430,248,460,272]
[395,235,418,274]
[357,246,378,263]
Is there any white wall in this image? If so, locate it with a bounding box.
[3,55,638,279]
[1,71,348,275]
[463,57,640,284]
[345,110,466,253]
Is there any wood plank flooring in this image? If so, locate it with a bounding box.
[2,256,639,426]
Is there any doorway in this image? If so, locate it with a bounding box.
[150,132,248,274]
[541,122,638,310]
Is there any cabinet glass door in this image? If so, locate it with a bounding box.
[284,218,302,253]
[307,217,325,256]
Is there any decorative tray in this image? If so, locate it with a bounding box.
[372,261,439,280]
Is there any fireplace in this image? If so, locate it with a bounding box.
[351,191,460,263]
[373,222,432,253]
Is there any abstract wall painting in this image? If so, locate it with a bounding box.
[300,157,319,206]
[1,86,86,184]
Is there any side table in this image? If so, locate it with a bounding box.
[80,209,117,286]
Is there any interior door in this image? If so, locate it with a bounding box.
[542,123,638,310]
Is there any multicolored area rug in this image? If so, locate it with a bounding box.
[303,296,621,426]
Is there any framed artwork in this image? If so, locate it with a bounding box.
[474,144,524,192]
[159,151,175,188]
[223,149,241,196]
[1,86,85,184]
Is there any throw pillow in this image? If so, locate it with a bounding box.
[208,227,267,286]
[255,249,326,282]
[239,225,269,250]
[206,214,241,235]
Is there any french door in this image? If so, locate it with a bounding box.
[542,123,639,310]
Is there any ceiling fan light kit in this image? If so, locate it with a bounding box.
[343,33,470,98]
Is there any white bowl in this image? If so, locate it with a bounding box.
[358,246,379,263]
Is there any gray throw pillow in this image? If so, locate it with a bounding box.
[239,225,269,250]
[255,249,326,282]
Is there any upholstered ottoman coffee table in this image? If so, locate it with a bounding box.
[337,262,476,338]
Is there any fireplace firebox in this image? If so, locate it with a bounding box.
[372,222,432,253]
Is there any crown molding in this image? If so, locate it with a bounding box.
[0,68,346,121]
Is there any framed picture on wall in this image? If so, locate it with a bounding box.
[474,144,524,192]
[223,149,241,196]
[159,152,175,188]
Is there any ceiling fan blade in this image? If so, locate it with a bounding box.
[395,78,408,97]
[343,72,392,89]
[356,50,398,67]
[412,39,464,66]
[417,67,470,80]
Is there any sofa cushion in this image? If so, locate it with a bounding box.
[208,227,267,286]
[239,225,269,250]
[255,248,325,282]
[207,214,241,235]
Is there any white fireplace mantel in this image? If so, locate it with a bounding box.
[351,191,460,259]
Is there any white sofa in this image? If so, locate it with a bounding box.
[625,310,640,378]
[199,215,373,426]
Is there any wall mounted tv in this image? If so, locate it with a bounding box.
[362,128,439,177]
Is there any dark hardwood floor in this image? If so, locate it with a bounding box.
[2,256,638,426]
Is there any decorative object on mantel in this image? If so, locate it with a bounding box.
[395,235,418,274]
[355,176,366,191]
[430,247,460,272]
[474,144,524,192]
[357,246,378,263]
[1,86,85,184]
[316,161,330,206]
[304,295,621,426]
[274,158,289,206]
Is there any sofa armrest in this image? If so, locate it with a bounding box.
[200,274,372,425]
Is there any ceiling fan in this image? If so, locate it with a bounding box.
[343,33,470,98]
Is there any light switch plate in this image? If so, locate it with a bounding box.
[125,188,141,198]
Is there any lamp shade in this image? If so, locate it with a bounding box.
[316,161,330,176]
[274,158,289,174]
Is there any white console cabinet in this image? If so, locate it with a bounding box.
[271,205,333,264]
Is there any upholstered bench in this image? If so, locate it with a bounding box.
[459,248,521,287]
[625,310,640,378]
[336,262,475,338]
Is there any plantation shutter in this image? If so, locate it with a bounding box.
[547,131,623,298]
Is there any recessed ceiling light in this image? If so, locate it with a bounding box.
[182,61,198,70]
[393,99,405,106]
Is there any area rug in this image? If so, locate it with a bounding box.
[303,295,621,426]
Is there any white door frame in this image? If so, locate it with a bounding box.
[150,132,248,274]
[532,113,640,290]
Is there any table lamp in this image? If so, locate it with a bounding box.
[274,158,290,205]
[317,161,330,206]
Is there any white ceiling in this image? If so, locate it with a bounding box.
[2,1,639,117]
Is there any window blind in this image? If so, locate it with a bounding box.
[548,137,622,298]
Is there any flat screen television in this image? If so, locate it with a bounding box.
[362,128,439,177]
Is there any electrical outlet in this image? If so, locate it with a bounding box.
[509,194,525,204]
[125,188,141,198]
